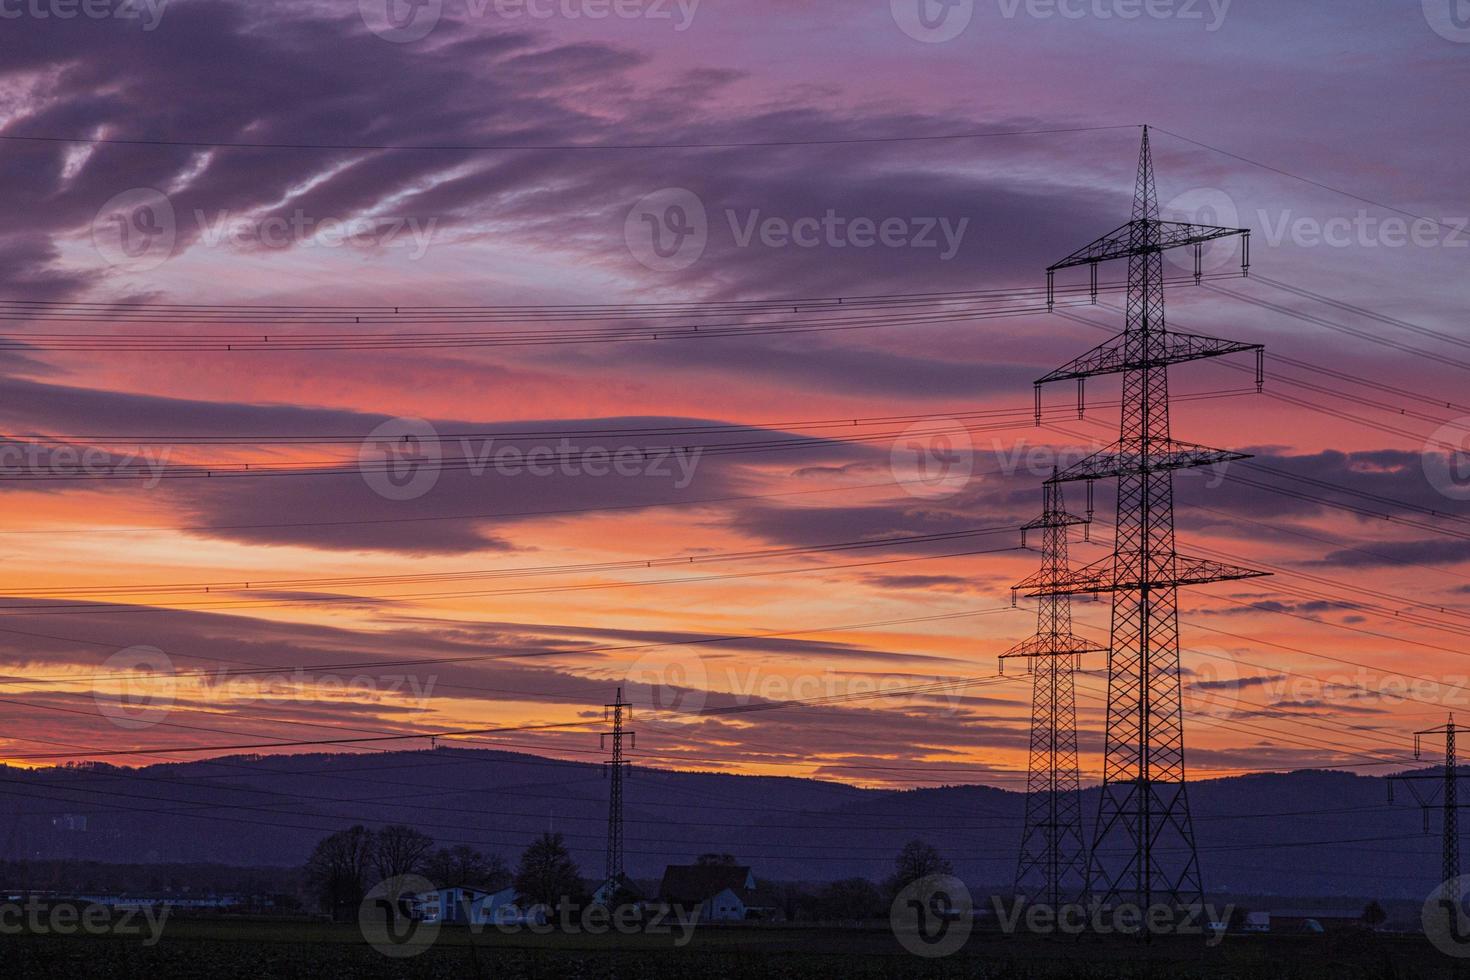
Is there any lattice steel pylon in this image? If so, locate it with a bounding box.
[1389,716,1470,889]
[601,688,634,889]
[1028,127,1269,912]
[1001,476,1104,910]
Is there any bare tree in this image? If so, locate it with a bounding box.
[303,825,374,920]
[817,877,883,923]
[372,824,435,883]
[424,845,509,891]
[884,839,953,897]
[514,832,584,908]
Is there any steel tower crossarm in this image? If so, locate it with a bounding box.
[1001,632,1106,660]
[1048,219,1248,271]
[1019,552,1268,598]
[1046,438,1249,483]
[1037,331,1262,386]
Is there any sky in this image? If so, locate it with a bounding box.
[0,0,1466,793]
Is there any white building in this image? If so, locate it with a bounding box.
[657,863,775,922]
[414,886,545,927]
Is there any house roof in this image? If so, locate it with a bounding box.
[419,885,514,902]
[659,865,753,904]
[1268,909,1363,920]
[592,874,643,900]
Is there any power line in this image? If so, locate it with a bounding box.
[0,604,1022,701]
[0,542,1028,617]
[0,123,1138,154]
[0,279,1077,320]
[0,523,1026,600]
[1207,281,1470,373]
[1151,127,1456,232]
[0,274,1240,350]
[2,719,594,762]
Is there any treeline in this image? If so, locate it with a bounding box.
[773,839,957,923]
[304,825,587,919]
[305,825,955,924]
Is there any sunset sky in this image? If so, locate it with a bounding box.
[0,0,1466,793]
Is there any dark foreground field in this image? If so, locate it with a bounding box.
[3,919,1469,980]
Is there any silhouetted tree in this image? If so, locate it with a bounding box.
[762,881,817,922]
[372,824,435,883]
[514,832,584,908]
[1363,900,1387,929]
[424,845,509,891]
[817,877,883,922]
[304,825,373,920]
[884,839,953,897]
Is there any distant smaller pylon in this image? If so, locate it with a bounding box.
[1001,475,1103,910]
[1389,715,1470,894]
[602,688,635,891]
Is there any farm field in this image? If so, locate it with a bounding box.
[0,918,1463,980]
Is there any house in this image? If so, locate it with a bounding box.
[657,863,777,922]
[591,874,642,909]
[1265,909,1366,933]
[413,886,544,927]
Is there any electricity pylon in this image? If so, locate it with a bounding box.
[1027,127,1268,912]
[1003,476,1104,910]
[601,688,634,890]
[1389,716,1470,889]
